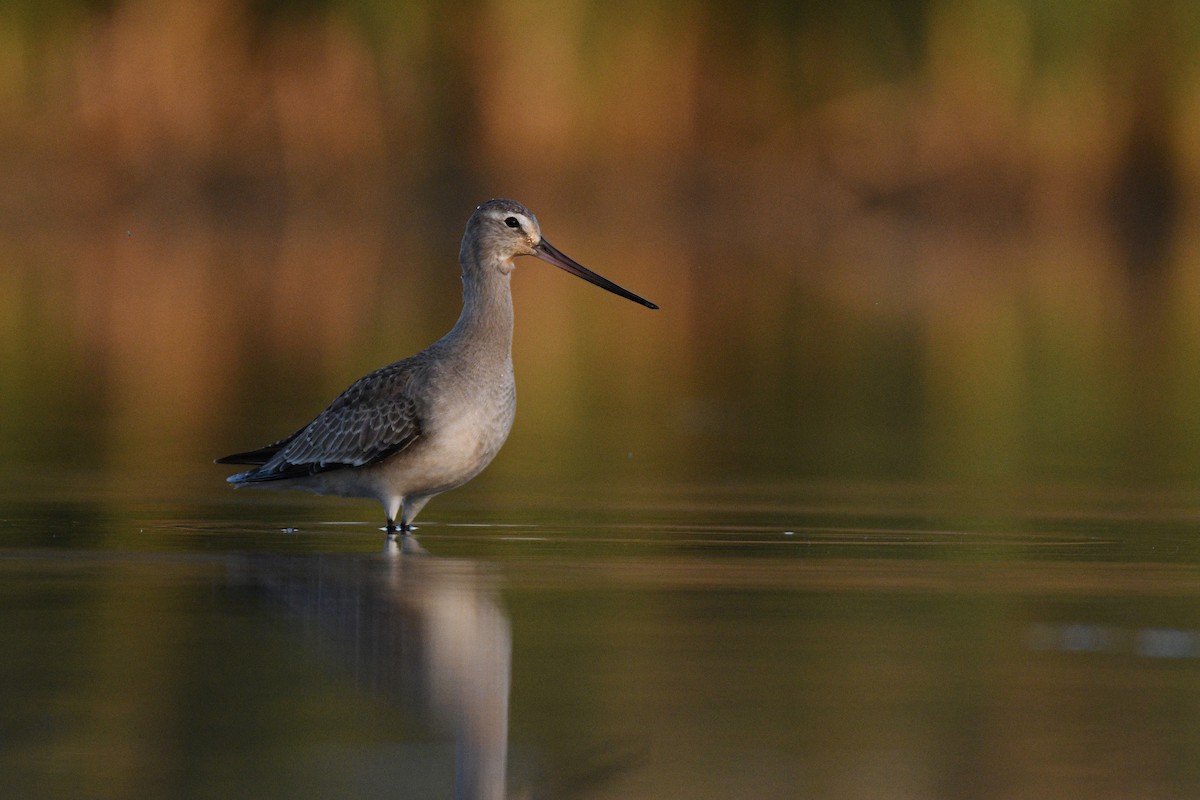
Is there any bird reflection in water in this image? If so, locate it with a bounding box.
[232,538,510,800]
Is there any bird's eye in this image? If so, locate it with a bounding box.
[504,217,521,229]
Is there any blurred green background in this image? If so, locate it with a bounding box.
[2,0,1200,492]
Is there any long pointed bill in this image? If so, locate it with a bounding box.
[533,238,659,310]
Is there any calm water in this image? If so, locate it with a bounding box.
[3,471,1200,800]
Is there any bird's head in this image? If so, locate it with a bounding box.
[461,198,658,309]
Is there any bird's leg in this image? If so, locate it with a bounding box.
[385,518,413,536]
[385,497,403,536]
[399,496,429,535]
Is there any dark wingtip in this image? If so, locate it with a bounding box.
[215,444,285,465]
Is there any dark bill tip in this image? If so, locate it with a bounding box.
[533,239,659,310]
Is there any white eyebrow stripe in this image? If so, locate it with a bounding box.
[493,211,537,237]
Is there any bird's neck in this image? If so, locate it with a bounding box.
[447,260,514,362]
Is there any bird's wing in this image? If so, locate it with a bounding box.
[228,361,425,482]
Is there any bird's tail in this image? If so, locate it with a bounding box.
[225,469,256,486]
[217,440,292,486]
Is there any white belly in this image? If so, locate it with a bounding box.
[368,377,516,502]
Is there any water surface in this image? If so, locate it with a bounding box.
[3,473,1199,799]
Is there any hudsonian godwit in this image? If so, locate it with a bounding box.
[218,199,657,534]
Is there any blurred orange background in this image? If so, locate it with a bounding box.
[3,0,1200,492]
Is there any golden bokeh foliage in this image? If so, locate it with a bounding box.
[2,0,1200,488]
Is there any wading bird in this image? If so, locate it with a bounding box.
[218,199,657,534]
